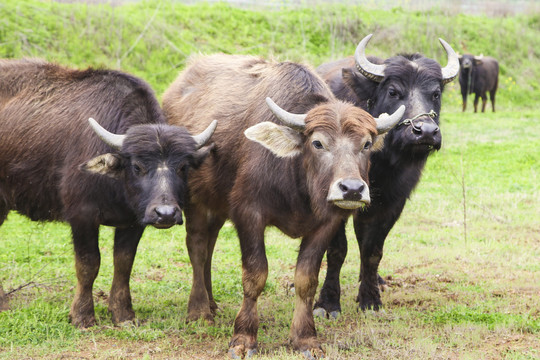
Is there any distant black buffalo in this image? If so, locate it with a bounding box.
[314,34,459,317]
[459,54,499,112]
[0,59,216,327]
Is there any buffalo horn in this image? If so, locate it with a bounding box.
[88,118,125,150]
[192,120,218,149]
[354,34,385,83]
[474,54,484,61]
[265,97,306,131]
[439,38,460,85]
[374,105,406,134]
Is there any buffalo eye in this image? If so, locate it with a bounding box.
[433,90,441,100]
[363,141,372,150]
[312,140,324,150]
[132,163,145,176]
[388,88,400,98]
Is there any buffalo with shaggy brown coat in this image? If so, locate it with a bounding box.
[162,54,403,358]
[0,59,215,327]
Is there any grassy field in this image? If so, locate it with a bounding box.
[1,1,539,359]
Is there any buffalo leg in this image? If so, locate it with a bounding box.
[185,206,224,323]
[229,214,267,357]
[69,220,100,328]
[490,90,496,112]
[313,220,347,317]
[109,225,144,325]
[204,215,225,315]
[354,202,404,311]
[290,222,340,356]
[481,93,488,112]
[461,93,467,112]
[473,94,480,113]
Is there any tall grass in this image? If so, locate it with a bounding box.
[0,0,538,106]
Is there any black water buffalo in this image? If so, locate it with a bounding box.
[0,58,216,327]
[459,54,499,112]
[162,54,404,358]
[313,34,459,317]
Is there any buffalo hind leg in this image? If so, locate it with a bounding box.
[69,220,100,328]
[185,207,224,323]
[229,214,267,359]
[313,221,347,318]
[490,90,496,112]
[481,93,488,112]
[204,215,225,316]
[109,225,144,325]
[473,94,480,113]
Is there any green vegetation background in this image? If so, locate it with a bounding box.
[0,1,538,359]
[1,0,538,107]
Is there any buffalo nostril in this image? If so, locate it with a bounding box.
[339,179,365,201]
[155,205,177,219]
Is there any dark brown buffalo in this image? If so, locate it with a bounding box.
[459,54,499,112]
[0,58,215,327]
[162,54,404,358]
[313,34,459,318]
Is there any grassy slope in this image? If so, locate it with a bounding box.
[0,1,539,359]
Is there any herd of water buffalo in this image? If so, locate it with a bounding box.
[0,33,499,358]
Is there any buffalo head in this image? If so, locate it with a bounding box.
[81,119,217,228]
[245,97,404,211]
[341,34,459,158]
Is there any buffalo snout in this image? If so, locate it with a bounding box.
[328,178,370,209]
[145,204,183,228]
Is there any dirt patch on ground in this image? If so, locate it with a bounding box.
[0,284,8,311]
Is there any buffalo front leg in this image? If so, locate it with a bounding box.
[109,225,144,325]
[354,205,402,311]
[290,222,340,357]
[69,221,100,328]
[185,207,225,323]
[313,221,347,318]
[229,216,267,358]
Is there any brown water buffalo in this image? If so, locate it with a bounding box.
[313,34,459,318]
[162,54,404,358]
[0,58,216,327]
[459,54,499,112]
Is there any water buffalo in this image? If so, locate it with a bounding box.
[313,34,459,317]
[162,54,404,358]
[0,58,216,327]
[459,54,499,112]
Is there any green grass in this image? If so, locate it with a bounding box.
[1,1,539,359]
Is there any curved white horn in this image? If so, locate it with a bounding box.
[265,97,306,131]
[354,34,386,83]
[192,120,217,149]
[439,38,460,85]
[88,118,125,150]
[374,105,406,134]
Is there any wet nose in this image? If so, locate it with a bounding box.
[412,119,439,137]
[154,205,179,223]
[338,179,366,201]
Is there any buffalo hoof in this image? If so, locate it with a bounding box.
[301,349,325,360]
[69,313,96,328]
[187,310,215,325]
[313,307,340,320]
[228,345,256,359]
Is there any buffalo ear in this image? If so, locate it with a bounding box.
[244,122,302,158]
[79,153,124,179]
[191,143,215,169]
